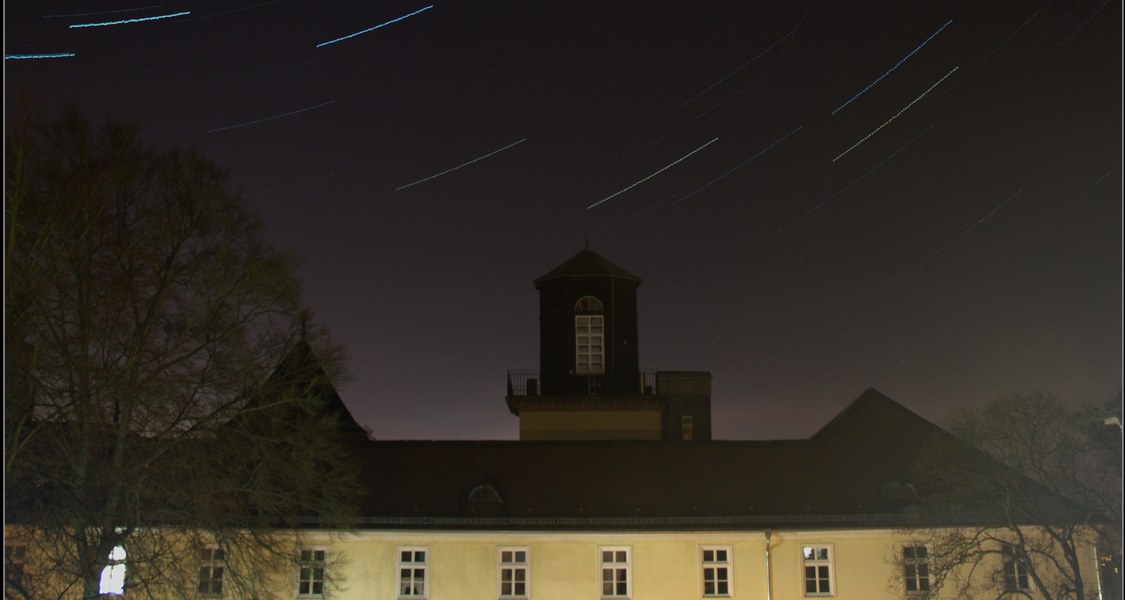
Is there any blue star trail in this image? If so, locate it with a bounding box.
[69,11,190,27]
[6,53,75,60]
[831,19,953,115]
[316,6,434,48]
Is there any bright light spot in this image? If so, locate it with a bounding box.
[316,5,434,48]
[99,545,127,595]
[69,11,190,27]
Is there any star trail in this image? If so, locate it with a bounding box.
[6,0,1119,441]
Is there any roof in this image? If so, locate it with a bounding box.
[534,248,642,286]
[344,389,976,530]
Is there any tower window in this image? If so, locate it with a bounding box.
[575,296,604,312]
[575,297,605,375]
[575,315,604,375]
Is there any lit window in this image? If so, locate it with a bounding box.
[298,548,326,598]
[1002,544,1032,592]
[498,547,529,598]
[902,544,930,594]
[100,545,127,595]
[701,546,732,596]
[5,545,28,594]
[600,547,630,598]
[802,545,833,596]
[682,416,694,441]
[575,296,604,312]
[398,547,428,598]
[198,548,224,596]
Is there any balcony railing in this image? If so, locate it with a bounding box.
[506,369,656,396]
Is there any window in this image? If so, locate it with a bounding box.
[574,296,604,375]
[398,547,428,598]
[198,548,225,596]
[600,547,630,598]
[498,547,529,598]
[701,546,732,596]
[802,545,833,596]
[298,548,326,598]
[100,545,127,596]
[5,545,27,594]
[575,315,605,374]
[1002,544,1032,592]
[682,416,694,441]
[902,544,930,595]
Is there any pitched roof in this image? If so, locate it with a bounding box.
[534,248,642,285]
[345,389,969,530]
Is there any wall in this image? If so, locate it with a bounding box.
[519,409,662,440]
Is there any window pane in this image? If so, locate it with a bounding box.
[717,581,728,594]
[515,551,526,562]
[715,550,727,562]
[703,549,714,562]
[705,581,715,594]
[401,551,411,562]
[603,551,613,563]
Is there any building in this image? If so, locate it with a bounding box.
[5,248,1104,599]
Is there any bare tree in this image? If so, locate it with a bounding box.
[5,106,362,599]
[897,392,1120,600]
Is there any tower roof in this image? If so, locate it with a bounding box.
[534,248,642,286]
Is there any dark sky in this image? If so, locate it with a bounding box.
[6,1,1121,440]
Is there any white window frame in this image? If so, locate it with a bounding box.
[575,314,605,375]
[398,546,429,599]
[1002,543,1034,593]
[498,547,530,599]
[700,545,732,597]
[599,546,631,599]
[902,543,931,595]
[297,547,327,598]
[801,544,835,597]
[197,547,225,597]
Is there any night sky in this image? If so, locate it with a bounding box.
[6,1,1121,440]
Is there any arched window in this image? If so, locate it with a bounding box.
[467,484,503,503]
[574,296,604,375]
[574,296,603,313]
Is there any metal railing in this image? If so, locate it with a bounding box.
[506,369,656,396]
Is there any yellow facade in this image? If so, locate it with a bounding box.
[278,528,1102,600]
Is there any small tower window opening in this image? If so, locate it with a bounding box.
[574,296,605,375]
[682,416,694,441]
